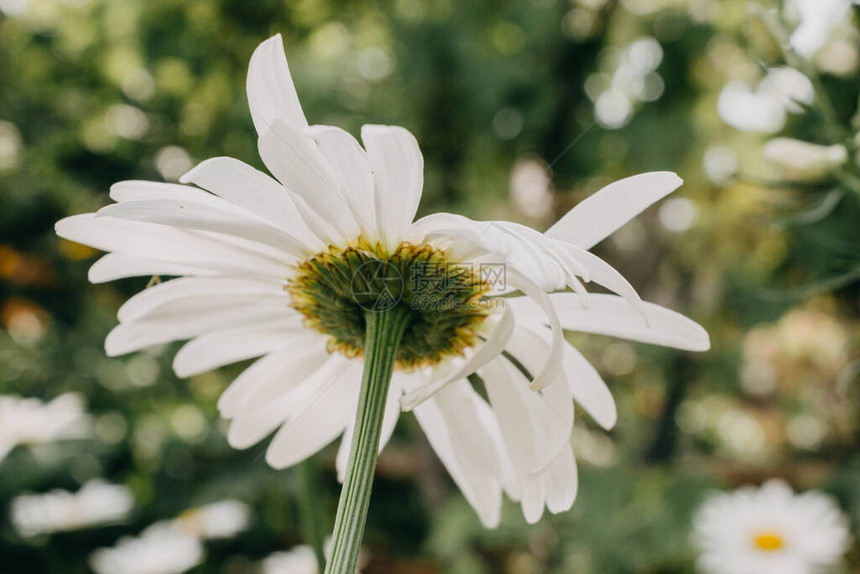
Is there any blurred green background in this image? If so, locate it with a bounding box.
[1,0,859,572]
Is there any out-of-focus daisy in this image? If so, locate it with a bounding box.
[90,521,204,574]
[0,393,91,462]
[56,34,708,528]
[262,546,321,574]
[261,541,366,574]
[717,67,813,134]
[11,479,134,537]
[787,0,860,59]
[694,479,852,574]
[172,499,250,539]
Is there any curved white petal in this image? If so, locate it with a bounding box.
[217,340,328,418]
[105,298,289,356]
[558,241,646,319]
[96,199,307,258]
[305,125,377,236]
[399,303,514,411]
[88,254,217,283]
[480,357,549,524]
[544,445,578,514]
[173,319,305,378]
[179,157,322,248]
[247,34,308,135]
[509,293,710,352]
[56,214,289,279]
[258,120,359,240]
[519,317,616,429]
[506,271,564,392]
[117,277,286,323]
[361,125,424,248]
[411,378,505,528]
[109,181,214,203]
[265,360,363,468]
[546,172,683,248]
[226,353,351,449]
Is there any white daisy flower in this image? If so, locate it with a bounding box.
[55,34,709,530]
[172,499,251,539]
[693,479,852,574]
[0,393,91,462]
[89,521,204,574]
[11,479,134,537]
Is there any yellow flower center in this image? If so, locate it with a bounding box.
[753,531,784,552]
[287,238,494,369]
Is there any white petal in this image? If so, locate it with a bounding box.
[56,214,288,278]
[172,319,304,378]
[179,157,322,247]
[509,293,710,352]
[217,340,327,418]
[361,125,424,248]
[399,304,514,411]
[258,120,359,239]
[545,172,683,249]
[305,125,377,235]
[544,445,578,514]
[109,180,214,203]
[96,198,307,258]
[411,378,504,528]
[88,254,217,283]
[480,358,547,524]
[246,34,308,135]
[105,298,289,356]
[226,352,350,449]
[117,277,286,323]
[506,271,565,392]
[265,360,363,469]
[558,241,646,319]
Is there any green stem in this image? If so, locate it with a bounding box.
[297,458,328,571]
[324,307,410,574]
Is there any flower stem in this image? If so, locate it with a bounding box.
[324,306,410,574]
[297,458,328,571]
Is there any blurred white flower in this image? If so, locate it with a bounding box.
[261,540,366,574]
[0,393,91,462]
[11,479,134,537]
[658,197,698,232]
[717,68,813,134]
[592,36,665,129]
[762,138,848,180]
[787,0,860,59]
[509,158,554,219]
[702,145,738,185]
[261,546,322,574]
[694,479,852,574]
[90,521,204,574]
[172,499,250,540]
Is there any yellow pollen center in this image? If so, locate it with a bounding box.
[753,532,784,552]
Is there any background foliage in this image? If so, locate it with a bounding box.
[1,0,858,572]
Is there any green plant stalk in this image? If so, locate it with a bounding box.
[297,458,328,570]
[324,306,410,574]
